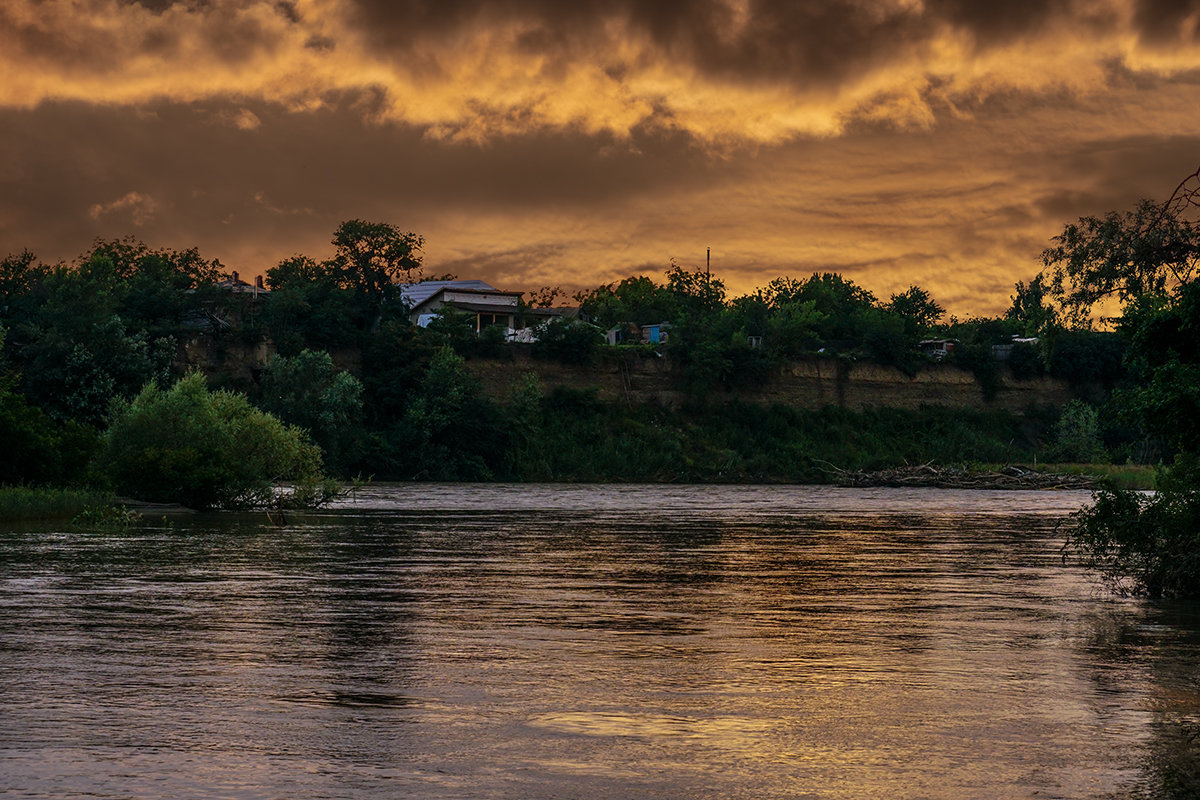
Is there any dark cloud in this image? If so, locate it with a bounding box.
[0,96,737,269]
[1132,0,1200,43]
[346,0,1115,87]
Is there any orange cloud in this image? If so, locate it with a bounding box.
[88,191,160,226]
[3,0,1200,148]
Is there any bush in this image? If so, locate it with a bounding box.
[100,373,327,509]
[1007,341,1045,379]
[531,318,603,365]
[1067,482,1200,598]
[1047,400,1107,463]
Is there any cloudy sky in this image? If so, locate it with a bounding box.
[4,0,1200,314]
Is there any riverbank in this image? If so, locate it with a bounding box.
[0,486,114,522]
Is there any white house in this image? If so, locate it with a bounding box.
[400,280,522,332]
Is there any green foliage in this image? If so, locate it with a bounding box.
[72,504,140,530]
[1067,479,1200,598]
[374,347,507,480]
[1056,196,1200,597]
[665,261,726,315]
[100,373,325,509]
[19,313,174,425]
[531,318,603,365]
[328,220,423,331]
[1042,199,1200,325]
[1007,341,1045,379]
[258,350,366,475]
[0,241,229,426]
[0,486,113,521]
[0,384,99,485]
[885,285,944,335]
[1047,400,1107,463]
[576,275,675,330]
[1006,273,1059,336]
[1046,329,1127,389]
[499,396,1039,483]
[359,319,437,428]
[263,256,360,352]
[421,307,481,354]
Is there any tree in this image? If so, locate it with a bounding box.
[665,260,725,316]
[576,275,676,330]
[258,350,366,475]
[1006,273,1059,336]
[390,347,506,480]
[1042,199,1200,326]
[1047,400,1106,463]
[327,220,423,331]
[885,285,944,335]
[1061,180,1200,598]
[100,373,328,509]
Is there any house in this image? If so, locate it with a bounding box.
[399,279,570,336]
[641,322,670,344]
[602,321,672,346]
[991,336,1039,361]
[216,271,269,297]
[400,280,522,332]
[919,338,956,360]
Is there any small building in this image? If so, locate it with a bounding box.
[400,280,522,333]
[641,322,670,344]
[216,271,269,297]
[919,338,957,360]
[991,336,1039,361]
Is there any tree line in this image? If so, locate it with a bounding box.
[1,198,1197,597]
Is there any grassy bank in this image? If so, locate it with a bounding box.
[0,486,114,521]
[403,391,1055,483]
[984,463,1158,490]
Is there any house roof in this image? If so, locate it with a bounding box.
[399,279,502,308]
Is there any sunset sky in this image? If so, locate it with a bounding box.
[4,0,1200,314]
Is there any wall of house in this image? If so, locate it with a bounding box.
[465,350,1076,411]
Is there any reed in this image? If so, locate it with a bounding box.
[0,486,114,521]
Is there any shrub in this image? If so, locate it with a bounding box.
[100,373,326,509]
[1047,400,1107,463]
[1067,483,1200,598]
[531,318,603,365]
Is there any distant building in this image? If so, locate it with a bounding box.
[641,322,670,344]
[399,279,570,336]
[400,280,522,332]
[216,271,269,297]
[991,336,1039,361]
[919,338,957,360]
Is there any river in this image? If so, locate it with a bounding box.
[1,484,1197,799]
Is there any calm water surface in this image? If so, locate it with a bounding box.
[2,484,1198,799]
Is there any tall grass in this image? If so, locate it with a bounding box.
[0,486,114,521]
[1032,463,1157,491]
[499,396,1049,483]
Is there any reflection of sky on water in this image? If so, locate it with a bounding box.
[327,482,1096,518]
[0,484,1193,799]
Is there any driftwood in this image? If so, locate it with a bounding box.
[826,463,1100,490]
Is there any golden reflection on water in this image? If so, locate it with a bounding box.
[1,485,1197,799]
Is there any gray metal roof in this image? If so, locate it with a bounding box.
[398,279,500,308]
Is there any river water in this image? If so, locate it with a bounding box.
[1,484,1198,799]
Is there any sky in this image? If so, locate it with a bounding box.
[4,0,1200,315]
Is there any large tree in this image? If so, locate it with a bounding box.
[328,220,424,331]
[1062,168,1200,598]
